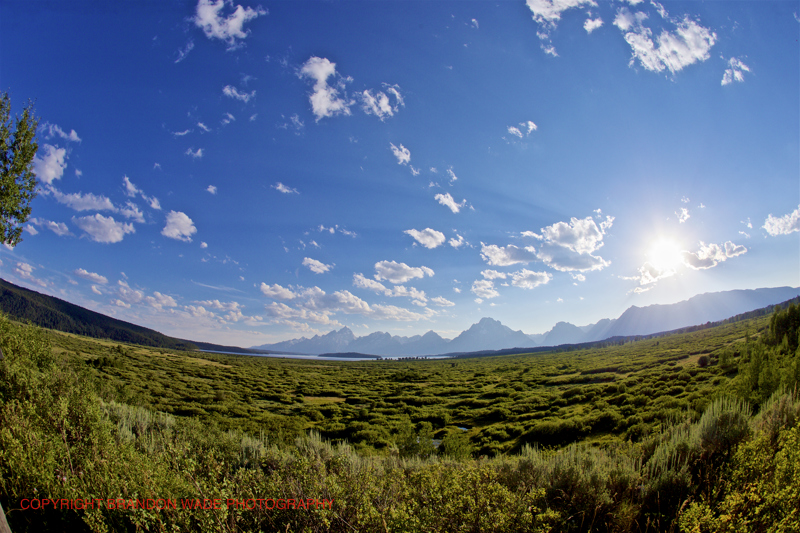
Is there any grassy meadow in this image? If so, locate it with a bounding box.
[1,304,799,532]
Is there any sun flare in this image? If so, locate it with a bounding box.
[647,238,683,272]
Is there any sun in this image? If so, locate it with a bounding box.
[647,238,683,272]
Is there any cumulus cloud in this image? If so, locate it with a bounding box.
[33,144,67,185]
[186,147,203,159]
[374,260,434,284]
[298,56,352,120]
[223,84,256,102]
[613,7,716,75]
[722,57,750,86]
[525,0,597,54]
[161,211,197,242]
[73,268,108,284]
[390,143,411,165]
[404,228,445,249]
[584,17,603,33]
[763,205,800,236]
[471,279,500,299]
[146,291,178,310]
[681,241,747,270]
[353,273,389,293]
[207,185,217,194]
[260,282,296,300]
[526,214,614,272]
[449,234,466,248]
[272,182,299,194]
[511,269,552,289]
[73,214,135,243]
[15,262,48,287]
[480,243,538,266]
[431,296,455,307]
[193,0,266,49]
[303,257,333,274]
[435,193,467,213]
[481,269,507,280]
[676,207,690,223]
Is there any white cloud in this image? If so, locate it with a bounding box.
[298,56,352,121]
[681,241,747,270]
[161,211,197,242]
[435,193,467,213]
[46,188,116,212]
[507,126,523,138]
[273,182,299,194]
[118,201,144,223]
[510,269,552,289]
[480,243,538,266]
[222,113,236,125]
[91,285,102,295]
[676,207,690,223]
[200,242,208,248]
[146,292,178,310]
[447,168,458,183]
[116,280,144,305]
[614,8,716,75]
[207,185,217,194]
[390,143,411,165]
[175,39,195,63]
[186,147,203,159]
[722,57,750,86]
[525,0,597,55]
[431,296,455,307]
[481,269,507,280]
[763,205,800,236]
[41,122,81,143]
[24,224,38,235]
[374,260,434,284]
[193,0,266,50]
[29,217,70,236]
[122,176,140,197]
[584,17,603,33]
[197,122,211,132]
[260,282,296,300]
[73,268,108,284]
[223,84,256,102]
[527,215,614,272]
[404,228,446,249]
[361,85,404,120]
[353,273,389,293]
[449,234,466,248]
[73,214,135,243]
[33,144,67,185]
[471,279,499,299]
[303,257,333,274]
[172,129,191,137]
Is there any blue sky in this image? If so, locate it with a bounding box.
[1,0,798,346]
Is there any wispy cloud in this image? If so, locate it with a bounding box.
[40,122,81,142]
[185,147,204,159]
[390,143,411,165]
[273,182,299,194]
[721,57,751,86]
[223,84,256,102]
[175,40,195,63]
[435,193,467,213]
[73,268,108,284]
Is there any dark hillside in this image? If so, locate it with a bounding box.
[0,277,196,350]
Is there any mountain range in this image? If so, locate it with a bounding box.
[252,286,800,356]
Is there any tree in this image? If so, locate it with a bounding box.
[0,92,39,246]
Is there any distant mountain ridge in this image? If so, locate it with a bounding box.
[254,286,800,355]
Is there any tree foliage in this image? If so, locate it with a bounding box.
[0,92,39,247]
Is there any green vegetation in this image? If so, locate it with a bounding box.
[1,302,798,531]
[0,91,39,247]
